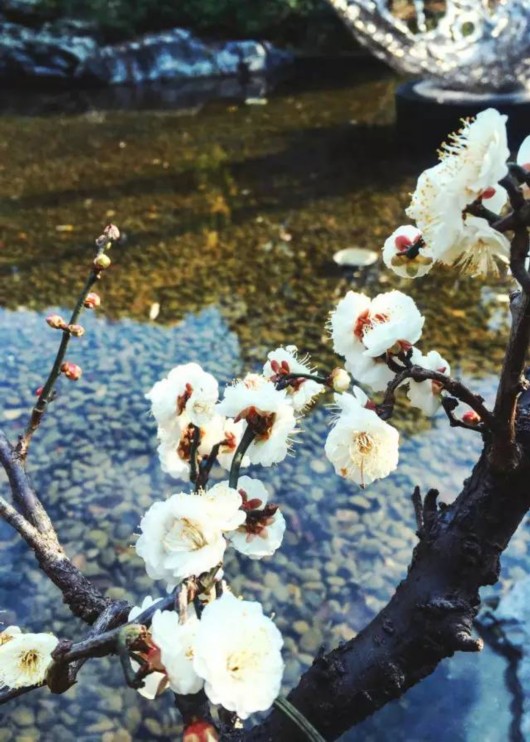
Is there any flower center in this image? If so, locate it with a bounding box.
[353,432,374,455]
[163,517,207,553]
[354,310,389,341]
[19,649,39,673]
[237,407,276,440]
[226,649,256,680]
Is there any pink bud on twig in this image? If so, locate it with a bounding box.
[84,292,101,309]
[68,324,85,337]
[46,314,67,330]
[61,362,82,381]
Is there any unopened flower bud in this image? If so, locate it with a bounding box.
[68,324,85,337]
[462,410,481,426]
[84,292,101,309]
[94,254,111,270]
[95,224,120,247]
[183,720,219,742]
[46,314,66,330]
[329,368,351,392]
[61,362,82,381]
[35,386,43,396]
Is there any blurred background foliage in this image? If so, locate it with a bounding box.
[34,0,353,49]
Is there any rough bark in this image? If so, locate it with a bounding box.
[237,403,530,741]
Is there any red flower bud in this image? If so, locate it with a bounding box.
[46,314,66,330]
[35,386,44,396]
[481,187,496,200]
[84,292,101,309]
[462,410,481,425]
[183,720,219,742]
[61,362,82,381]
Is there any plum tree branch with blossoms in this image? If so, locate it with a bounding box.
[1,110,530,741]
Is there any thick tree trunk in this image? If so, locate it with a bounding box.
[241,412,530,741]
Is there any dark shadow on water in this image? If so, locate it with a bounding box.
[0,57,390,117]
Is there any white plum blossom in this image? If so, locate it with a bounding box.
[361,291,424,357]
[406,108,509,273]
[438,108,509,202]
[263,346,322,411]
[193,592,284,719]
[217,375,297,466]
[450,216,510,277]
[0,631,58,689]
[330,289,424,360]
[382,225,434,278]
[330,290,424,392]
[146,363,218,431]
[228,476,286,560]
[135,489,244,586]
[405,160,465,260]
[325,392,399,487]
[128,597,168,700]
[406,349,451,416]
[150,610,203,695]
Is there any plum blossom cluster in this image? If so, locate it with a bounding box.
[133,258,466,717]
[384,108,529,278]
[128,592,283,719]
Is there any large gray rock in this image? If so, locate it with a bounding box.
[0,19,291,85]
[0,20,98,80]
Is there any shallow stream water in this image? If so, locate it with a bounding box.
[0,64,525,741]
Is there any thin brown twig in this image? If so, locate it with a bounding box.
[377,366,496,430]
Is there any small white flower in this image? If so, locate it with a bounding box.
[330,290,424,362]
[151,610,203,695]
[450,216,510,277]
[344,353,395,394]
[406,110,509,266]
[228,476,286,560]
[156,427,194,480]
[0,632,58,689]
[136,490,244,586]
[146,363,218,431]
[406,349,451,416]
[263,346,322,411]
[217,376,296,467]
[382,225,434,278]
[193,592,284,719]
[329,367,351,393]
[128,598,168,700]
[325,393,399,486]
[360,291,424,358]
[406,160,464,260]
[438,108,509,201]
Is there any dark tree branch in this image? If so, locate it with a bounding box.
[0,429,112,623]
[237,414,530,741]
[377,366,496,430]
[491,284,530,470]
